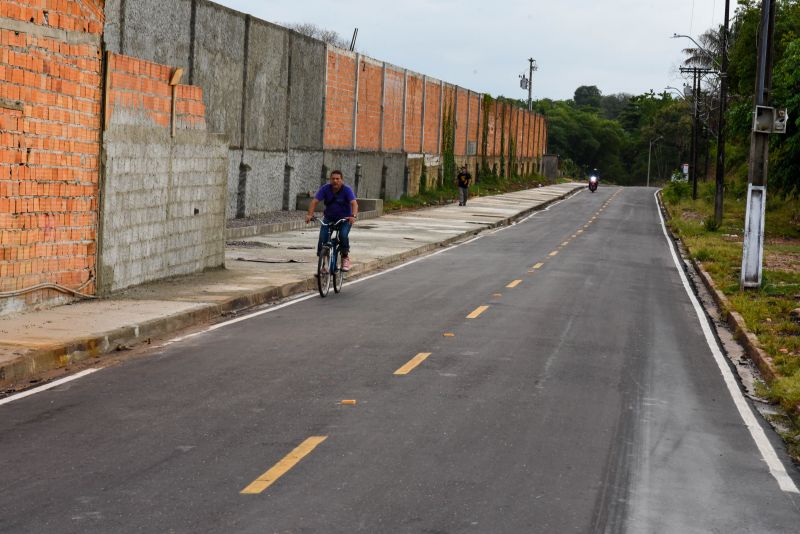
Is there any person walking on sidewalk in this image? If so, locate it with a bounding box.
[456,165,472,206]
[305,170,359,271]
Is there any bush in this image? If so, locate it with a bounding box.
[662,181,691,204]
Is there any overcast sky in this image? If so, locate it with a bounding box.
[215,0,728,101]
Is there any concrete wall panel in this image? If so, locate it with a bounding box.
[245,20,289,151]
[243,150,286,215]
[287,151,324,208]
[289,35,325,150]
[383,153,406,200]
[116,0,192,70]
[193,1,245,144]
[355,153,383,199]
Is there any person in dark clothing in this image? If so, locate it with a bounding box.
[305,170,359,271]
[456,166,472,206]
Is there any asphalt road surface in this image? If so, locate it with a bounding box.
[2,187,799,533]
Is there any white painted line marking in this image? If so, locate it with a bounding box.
[654,190,799,494]
[0,369,100,407]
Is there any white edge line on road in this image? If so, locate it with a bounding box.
[654,190,799,494]
[0,368,99,407]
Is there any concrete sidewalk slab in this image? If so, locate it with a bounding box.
[0,183,584,391]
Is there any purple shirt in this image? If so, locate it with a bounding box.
[315,183,356,221]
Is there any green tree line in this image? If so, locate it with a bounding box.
[539,0,800,195]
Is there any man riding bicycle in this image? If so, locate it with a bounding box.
[305,170,358,271]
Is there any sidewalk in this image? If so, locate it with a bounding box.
[0,183,583,391]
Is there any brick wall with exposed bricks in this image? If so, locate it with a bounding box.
[323,46,547,160]
[106,52,206,131]
[0,0,104,311]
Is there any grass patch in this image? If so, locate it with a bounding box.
[384,172,550,213]
[662,179,800,435]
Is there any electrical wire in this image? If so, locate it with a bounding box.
[0,278,97,300]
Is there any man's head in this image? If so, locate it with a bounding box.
[329,170,344,191]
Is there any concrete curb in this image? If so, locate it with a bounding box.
[656,191,780,385]
[1,186,580,390]
[689,259,779,383]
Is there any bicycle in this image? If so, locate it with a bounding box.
[311,217,349,297]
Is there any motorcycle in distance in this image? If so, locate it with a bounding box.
[588,174,598,193]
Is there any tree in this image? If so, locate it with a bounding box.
[574,85,602,110]
[285,22,351,49]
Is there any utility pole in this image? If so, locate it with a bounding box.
[647,136,662,187]
[741,0,777,289]
[527,58,537,111]
[681,66,713,200]
[714,0,730,227]
[692,69,699,199]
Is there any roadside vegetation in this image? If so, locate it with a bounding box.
[661,180,800,455]
[384,170,555,213]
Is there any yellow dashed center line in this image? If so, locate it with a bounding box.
[549,250,559,257]
[241,436,328,495]
[506,279,522,288]
[394,352,432,375]
[532,262,544,269]
[561,241,569,247]
[466,305,489,319]
[577,229,583,234]
[443,332,455,337]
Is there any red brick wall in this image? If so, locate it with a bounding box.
[355,58,381,151]
[323,49,355,149]
[107,52,206,130]
[321,47,548,160]
[0,0,104,304]
[404,73,422,153]
[466,92,479,155]
[485,100,496,157]
[382,66,403,152]
[422,79,440,154]
[454,88,467,156]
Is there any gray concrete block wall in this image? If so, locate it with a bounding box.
[356,154,384,199]
[242,150,286,215]
[193,1,245,146]
[287,151,324,205]
[245,20,289,152]
[383,153,406,200]
[103,0,441,219]
[99,127,228,294]
[288,35,325,151]
[113,0,193,70]
[226,150,241,219]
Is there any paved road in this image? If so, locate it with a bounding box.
[1,187,799,533]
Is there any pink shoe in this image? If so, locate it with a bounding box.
[342,257,352,271]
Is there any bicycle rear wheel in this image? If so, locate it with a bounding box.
[317,247,331,297]
[333,248,344,293]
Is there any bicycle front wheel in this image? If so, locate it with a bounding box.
[317,247,332,297]
[333,248,345,293]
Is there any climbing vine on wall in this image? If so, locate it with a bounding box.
[498,99,506,178]
[441,100,456,186]
[481,94,492,178]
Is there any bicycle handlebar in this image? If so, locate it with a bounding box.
[310,216,351,227]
